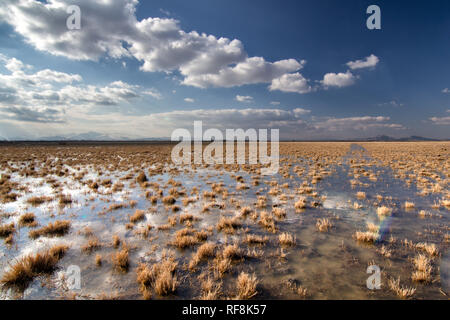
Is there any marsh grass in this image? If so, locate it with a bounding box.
[112,245,129,273]
[388,277,416,299]
[18,213,37,227]
[236,272,258,299]
[0,245,68,290]
[316,218,332,232]
[29,220,71,239]
[136,253,178,297]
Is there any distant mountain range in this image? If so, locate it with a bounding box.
[358,135,441,142]
[0,132,445,142]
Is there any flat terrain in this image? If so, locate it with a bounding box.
[0,142,448,299]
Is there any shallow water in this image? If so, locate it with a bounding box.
[0,144,448,300]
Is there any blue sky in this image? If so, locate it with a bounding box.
[0,0,449,140]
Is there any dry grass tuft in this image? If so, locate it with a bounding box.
[199,277,222,300]
[189,242,216,270]
[415,242,438,257]
[112,235,121,248]
[258,211,276,233]
[404,201,415,209]
[376,206,392,217]
[245,234,268,245]
[356,191,366,199]
[411,254,432,283]
[82,237,101,253]
[18,213,37,227]
[112,245,129,273]
[294,198,307,210]
[130,210,146,223]
[136,254,178,297]
[0,223,15,238]
[29,220,71,239]
[388,277,416,299]
[278,232,296,247]
[316,218,332,232]
[236,272,258,299]
[0,245,68,290]
[353,231,379,243]
[216,216,242,234]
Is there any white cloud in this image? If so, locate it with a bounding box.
[429,116,450,125]
[184,98,195,103]
[143,88,162,100]
[321,71,356,88]
[270,101,280,105]
[0,0,309,92]
[313,116,404,131]
[378,100,404,107]
[346,54,379,70]
[0,55,146,122]
[269,72,312,94]
[182,57,302,88]
[442,88,449,93]
[292,108,311,117]
[235,95,253,103]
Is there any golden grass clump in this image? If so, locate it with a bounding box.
[82,237,101,253]
[95,254,102,266]
[136,254,178,297]
[188,242,216,270]
[112,235,121,248]
[415,242,438,257]
[272,207,286,219]
[294,198,307,210]
[199,277,222,300]
[353,231,379,243]
[278,232,295,246]
[316,218,332,232]
[411,254,432,283]
[376,206,392,217]
[29,220,71,239]
[366,222,379,233]
[18,213,37,227]
[112,245,129,273]
[0,245,68,290]
[236,272,258,299]
[388,277,416,299]
[162,195,176,205]
[216,216,242,234]
[0,223,15,238]
[404,201,415,209]
[170,228,205,249]
[245,234,268,245]
[26,196,52,206]
[356,191,366,199]
[129,210,146,223]
[258,211,276,233]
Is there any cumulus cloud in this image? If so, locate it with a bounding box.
[442,88,449,93]
[346,54,379,70]
[0,0,310,92]
[143,88,163,100]
[378,100,404,107]
[321,71,356,88]
[269,72,312,94]
[313,116,404,131]
[236,95,253,103]
[429,116,450,125]
[184,98,195,103]
[0,55,146,122]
